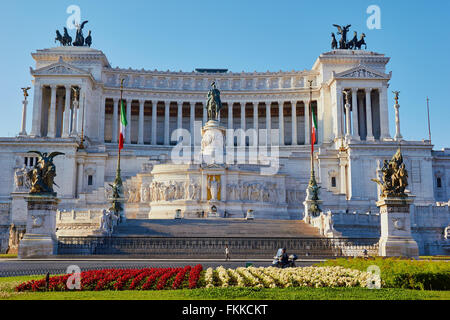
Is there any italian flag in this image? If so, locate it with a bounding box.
[119,99,127,150]
[311,109,317,152]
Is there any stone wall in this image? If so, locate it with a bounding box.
[55,209,103,237]
[0,203,10,253]
[327,203,450,255]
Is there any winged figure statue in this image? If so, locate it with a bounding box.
[27,151,65,195]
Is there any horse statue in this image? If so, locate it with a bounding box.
[331,33,338,50]
[347,31,358,50]
[333,24,351,49]
[354,33,367,50]
[73,20,89,46]
[206,81,222,121]
[27,151,65,195]
[85,30,92,47]
[63,27,72,46]
[55,30,64,46]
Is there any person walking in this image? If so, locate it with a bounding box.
[225,244,230,261]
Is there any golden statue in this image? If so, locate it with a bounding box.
[27,151,65,195]
[372,148,408,198]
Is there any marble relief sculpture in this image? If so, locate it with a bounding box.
[14,165,31,191]
[226,182,282,203]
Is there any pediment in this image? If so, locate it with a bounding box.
[31,57,91,77]
[334,65,391,80]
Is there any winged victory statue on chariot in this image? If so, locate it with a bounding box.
[331,24,367,50]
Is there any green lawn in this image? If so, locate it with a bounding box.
[1,275,449,300]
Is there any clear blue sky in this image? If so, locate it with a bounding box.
[0,0,448,149]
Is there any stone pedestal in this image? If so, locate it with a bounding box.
[109,197,127,223]
[377,197,419,258]
[303,198,323,224]
[201,120,226,165]
[18,195,60,258]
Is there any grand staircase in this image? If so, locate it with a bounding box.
[57,219,365,258]
[114,219,321,238]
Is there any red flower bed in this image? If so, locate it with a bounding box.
[188,264,203,289]
[15,265,203,292]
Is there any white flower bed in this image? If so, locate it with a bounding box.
[208,266,375,289]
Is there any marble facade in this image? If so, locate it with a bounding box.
[0,46,449,255]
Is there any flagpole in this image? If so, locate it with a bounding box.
[427,97,432,144]
[309,80,314,175]
[110,78,125,223]
[115,79,124,185]
[305,80,320,218]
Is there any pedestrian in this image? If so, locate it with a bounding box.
[225,244,230,261]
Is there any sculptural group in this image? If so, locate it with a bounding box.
[26,151,64,195]
[55,21,92,47]
[331,24,367,50]
[372,148,409,198]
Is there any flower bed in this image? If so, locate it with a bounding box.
[204,266,375,289]
[15,265,203,292]
[319,258,450,290]
[15,265,376,292]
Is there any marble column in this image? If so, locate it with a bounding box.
[345,96,351,139]
[112,98,119,143]
[56,92,64,137]
[228,102,233,129]
[151,101,157,145]
[394,96,403,141]
[177,101,182,130]
[138,99,145,144]
[351,88,360,140]
[164,101,170,145]
[176,101,182,142]
[70,94,79,136]
[62,86,72,138]
[336,88,343,138]
[77,160,84,197]
[47,85,57,138]
[240,102,246,131]
[202,102,207,125]
[291,100,297,145]
[126,99,132,144]
[305,101,310,145]
[77,90,85,137]
[190,102,195,146]
[278,101,284,145]
[30,83,43,137]
[365,88,375,141]
[19,98,28,136]
[99,96,106,143]
[253,102,258,145]
[266,101,271,145]
[380,86,391,139]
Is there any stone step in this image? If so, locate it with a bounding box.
[113,219,322,238]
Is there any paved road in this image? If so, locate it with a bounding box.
[0,258,324,277]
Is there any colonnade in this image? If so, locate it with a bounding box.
[103,98,318,146]
[29,84,83,138]
[337,87,388,141]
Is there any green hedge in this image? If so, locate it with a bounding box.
[318,258,450,290]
